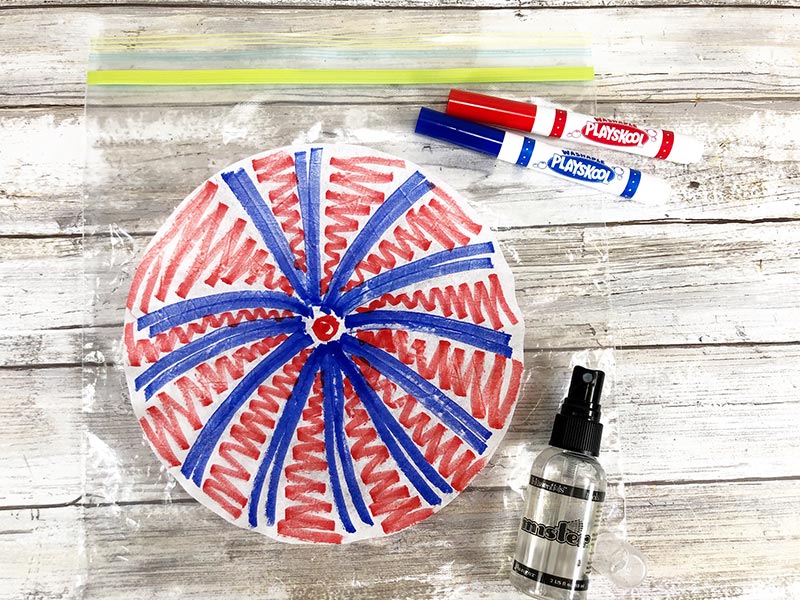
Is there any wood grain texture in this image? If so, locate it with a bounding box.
[1,221,796,352]
[5,346,799,509]
[4,480,800,600]
[3,97,799,236]
[83,100,799,231]
[0,108,84,235]
[1,8,799,106]
[1,0,798,7]
[2,212,799,368]
[1,2,799,599]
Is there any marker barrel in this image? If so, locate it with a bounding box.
[447,89,703,164]
[415,107,670,203]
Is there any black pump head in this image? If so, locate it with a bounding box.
[564,366,604,421]
[549,366,605,456]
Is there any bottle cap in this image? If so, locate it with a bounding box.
[549,366,604,456]
[592,533,648,588]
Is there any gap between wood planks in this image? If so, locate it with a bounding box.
[1,95,796,112]
[5,338,800,373]
[0,2,798,10]
[4,475,800,513]
[5,215,800,243]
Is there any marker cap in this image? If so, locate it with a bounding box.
[415,107,505,158]
[447,89,536,132]
[630,171,672,205]
[669,132,704,164]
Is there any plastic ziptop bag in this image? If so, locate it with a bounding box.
[81,11,638,597]
[87,27,593,86]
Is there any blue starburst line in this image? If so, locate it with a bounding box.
[295,148,323,304]
[333,343,452,505]
[334,242,495,315]
[345,310,513,358]
[322,171,433,309]
[221,168,311,303]
[137,290,311,335]
[181,330,313,486]
[320,353,355,533]
[136,317,303,400]
[340,334,491,453]
[248,347,325,527]
[322,351,373,530]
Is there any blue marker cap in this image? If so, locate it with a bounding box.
[415,107,505,158]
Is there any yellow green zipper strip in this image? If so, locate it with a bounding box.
[86,66,594,86]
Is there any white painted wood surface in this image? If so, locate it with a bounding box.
[1,4,799,600]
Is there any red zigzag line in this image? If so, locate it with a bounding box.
[356,359,486,491]
[138,336,288,468]
[355,329,522,430]
[202,349,311,520]
[134,196,294,312]
[277,373,342,544]
[355,273,519,331]
[253,152,307,273]
[173,212,294,298]
[125,309,294,367]
[320,156,404,296]
[343,377,434,534]
[347,186,484,290]
[176,215,294,298]
[125,179,298,318]
[127,181,218,313]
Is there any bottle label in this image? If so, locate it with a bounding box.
[520,516,591,548]
[529,475,606,503]
[581,119,649,147]
[512,560,589,591]
[513,476,604,593]
[546,152,615,185]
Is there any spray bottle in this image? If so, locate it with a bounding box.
[510,366,606,600]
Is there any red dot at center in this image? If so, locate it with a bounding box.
[311,314,340,342]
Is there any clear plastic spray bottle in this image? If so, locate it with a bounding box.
[510,366,607,600]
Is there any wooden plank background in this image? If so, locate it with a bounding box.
[1,4,799,600]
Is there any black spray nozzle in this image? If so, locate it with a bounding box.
[562,366,604,422]
[550,366,605,456]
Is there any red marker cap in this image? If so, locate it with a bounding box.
[447,89,537,132]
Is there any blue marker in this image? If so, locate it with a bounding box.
[415,107,670,203]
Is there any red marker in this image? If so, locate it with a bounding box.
[447,89,703,164]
